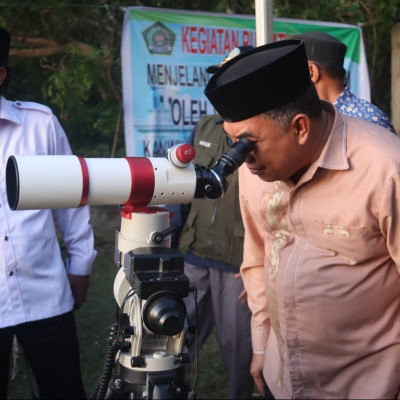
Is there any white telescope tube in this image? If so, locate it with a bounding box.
[6,155,197,210]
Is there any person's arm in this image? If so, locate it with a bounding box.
[380,172,400,266]
[50,114,97,309]
[238,166,271,395]
[241,264,269,396]
[55,206,97,309]
[67,273,90,310]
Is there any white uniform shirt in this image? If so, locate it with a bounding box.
[0,96,97,328]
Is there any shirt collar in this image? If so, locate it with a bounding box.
[317,101,349,171]
[0,96,22,125]
[298,101,349,187]
[333,85,353,106]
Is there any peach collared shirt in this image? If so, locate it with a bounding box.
[239,102,400,399]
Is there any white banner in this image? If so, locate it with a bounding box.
[121,7,369,156]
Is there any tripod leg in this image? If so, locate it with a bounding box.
[151,382,174,399]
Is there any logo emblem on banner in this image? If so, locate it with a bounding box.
[142,21,176,55]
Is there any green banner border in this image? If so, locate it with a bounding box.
[127,7,361,64]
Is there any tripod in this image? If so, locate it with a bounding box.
[90,208,197,399]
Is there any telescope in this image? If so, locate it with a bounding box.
[6,138,253,211]
[5,137,254,399]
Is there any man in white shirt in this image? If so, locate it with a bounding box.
[0,27,97,399]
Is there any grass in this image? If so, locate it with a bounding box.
[7,206,229,399]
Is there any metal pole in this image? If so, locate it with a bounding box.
[255,0,274,46]
[391,22,400,134]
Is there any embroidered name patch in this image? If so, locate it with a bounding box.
[199,140,211,148]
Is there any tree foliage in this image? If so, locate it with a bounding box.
[1,0,126,156]
[0,0,398,156]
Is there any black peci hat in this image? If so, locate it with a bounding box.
[204,40,312,122]
[0,27,10,66]
[292,31,347,71]
[206,45,255,74]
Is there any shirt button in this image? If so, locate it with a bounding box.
[4,236,8,241]
[9,271,13,276]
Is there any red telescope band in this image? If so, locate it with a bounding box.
[76,156,156,208]
[77,156,89,207]
[124,157,155,207]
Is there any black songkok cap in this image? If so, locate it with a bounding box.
[0,27,10,66]
[206,45,255,74]
[292,31,347,70]
[204,40,312,122]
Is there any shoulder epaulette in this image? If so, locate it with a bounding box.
[13,100,53,115]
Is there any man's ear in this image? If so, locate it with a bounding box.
[0,66,6,86]
[308,62,320,84]
[291,114,310,146]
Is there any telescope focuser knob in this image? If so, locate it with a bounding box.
[150,226,176,244]
[175,353,190,364]
[123,325,135,338]
[175,144,195,164]
[168,143,196,168]
[131,356,146,367]
[117,341,131,352]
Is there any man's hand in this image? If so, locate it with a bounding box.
[250,353,266,397]
[234,272,247,303]
[68,274,90,310]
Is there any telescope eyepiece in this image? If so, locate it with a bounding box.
[194,137,254,200]
[212,137,254,180]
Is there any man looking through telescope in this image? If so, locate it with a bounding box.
[205,40,400,399]
[236,33,397,398]
[0,27,97,399]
